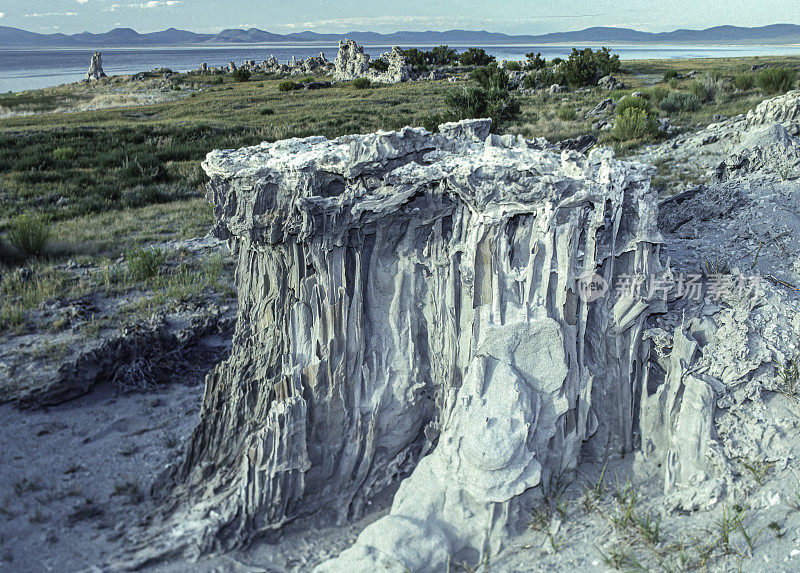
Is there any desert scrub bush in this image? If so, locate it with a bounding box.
[278,80,298,92]
[556,107,577,121]
[646,86,670,105]
[209,76,224,85]
[756,67,797,94]
[504,61,522,72]
[126,247,166,281]
[231,68,251,82]
[662,69,679,82]
[616,95,651,117]
[458,47,495,67]
[429,45,459,66]
[260,107,275,116]
[52,146,77,161]
[659,91,702,113]
[5,213,51,257]
[611,108,659,141]
[351,77,372,90]
[158,254,225,302]
[526,52,547,70]
[561,46,620,87]
[369,59,389,72]
[734,73,755,90]
[444,64,521,132]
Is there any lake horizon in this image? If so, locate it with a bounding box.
[4,43,800,93]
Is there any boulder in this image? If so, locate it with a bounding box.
[549,83,563,94]
[597,75,620,90]
[84,52,107,81]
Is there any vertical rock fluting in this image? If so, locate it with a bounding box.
[166,120,664,568]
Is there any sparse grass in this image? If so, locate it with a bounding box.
[13,478,41,497]
[556,107,577,121]
[126,246,167,282]
[776,355,800,399]
[740,457,774,486]
[5,213,51,257]
[756,67,797,94]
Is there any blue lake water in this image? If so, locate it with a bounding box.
[3,44,800,93]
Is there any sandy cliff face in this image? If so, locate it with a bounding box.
[144,119,666,569]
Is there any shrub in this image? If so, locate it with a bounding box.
[53,147,77,161]
[611,108,659,141]
[278,81,298,92]
[733,73,755,90]
[352,77,372,90]
[260,107,275,116]
[562,47,620,87]
[756,67,797,94]
[401,48,429,69]
[429,45,459,66]
[444,64,520,132]
[504,61,522,72]
[690,80,711,102]
[209,76,224,85]
[369,59,389,72]
[231,68,251,82]
[551,57,564,65]
[557,107,577,121]
[659,91,702,113]
[526,52,547,70]
[458,48,495,67]
[647,86,670,105]
[6,214,51,257]
[616,95,651,117]
[668,78,679,89]
[662,69,679,82]
[126,247,166,282]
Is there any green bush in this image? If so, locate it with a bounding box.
[53,147,77,161]
[526,52,547,70]
[616,95,651,117]
[611,108,659,141]
[352,77,372,90]
[668,77,679,89]
[5,214,51,257]
[278,81,298,92]
[733,73,755,90]
[561,47,620,87]
[662,69,679,82]
[209,76,224,85]
[659,91,702,113]
[504,61,522,72]
[260,107,275,116]
[458,48,495,67]
[429,45,459,66]
[756,67,797,94]
[401,48,430,70]
[369,59,389,72]
[647,86,670,105]
[690,80,711,102]
[444,64,520,132]
[231,68,251,82]
[556,107,577,121]
[126,247,166,281]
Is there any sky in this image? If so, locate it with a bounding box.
[1,0,799,36]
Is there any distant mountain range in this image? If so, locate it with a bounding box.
[3,23,800,48]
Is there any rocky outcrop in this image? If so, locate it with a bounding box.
[745,89,800,134]
[334,39,414,83]
[334,39,371,80]
[133,119,668,570]
[84,52,107,81]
